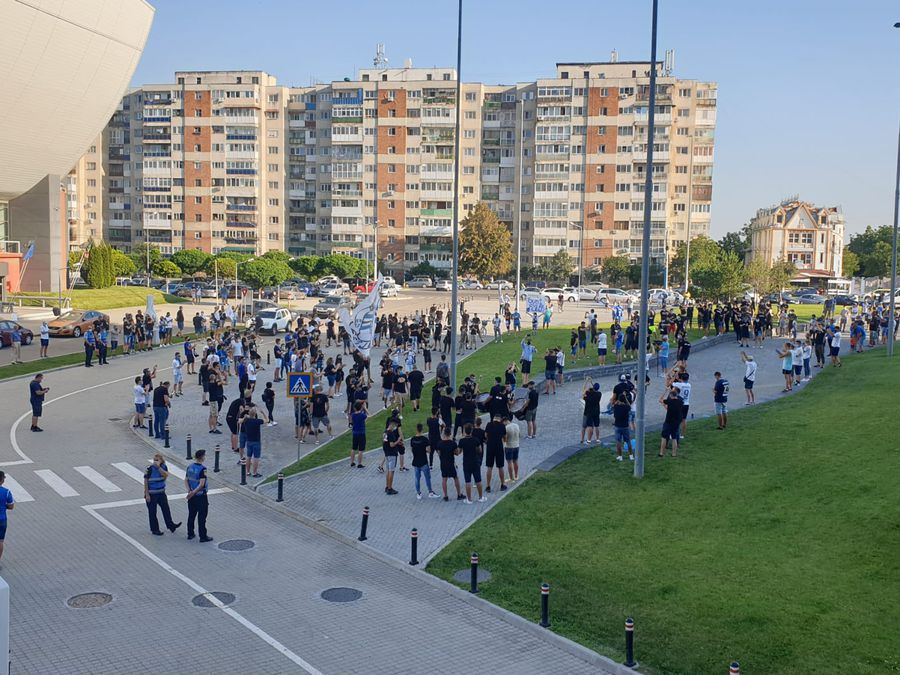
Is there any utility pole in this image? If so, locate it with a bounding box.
[448,0,463,389]
[514,98,524,311]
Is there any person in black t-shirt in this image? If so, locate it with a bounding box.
[410,424,438,499]
[483,415,507,493]
[659,387,684,458]
[426,409,442,467]
[436,428,463,501]
[310,385,333,443]
[524,380,539,439]
[581,382,603,444]
[408,367,425,411]
[457,424,485,504]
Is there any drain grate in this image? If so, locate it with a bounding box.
[320,587,363,603]
[67,592,113,609]
[192,591,236,608]
[454,568,492,584]
[218,539,255,552]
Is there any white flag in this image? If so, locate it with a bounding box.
[339,275,384,357]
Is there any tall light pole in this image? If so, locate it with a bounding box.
[683,133,694,292]
[449,0,463,389]
[888,22,900,357]
[372,221,379,281]
[634,0,660,479]
[514,97,525,311]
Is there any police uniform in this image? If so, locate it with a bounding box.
[185,460,210,541]
[144,462,179,534]
[83,328,96,367]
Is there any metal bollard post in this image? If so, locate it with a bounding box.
[213,444,221,472]
[164,424,170,448]
[409,528,419,566]
[186,434,193,461]
[267,351,271,365]
[358,506,369,541]
[624,617,636,667]
[147,414,153,437]
[276,473,284,502]
[240,457,247,485]
[469,552,479,594]
[539,583,551,628]
[729,662,740,675]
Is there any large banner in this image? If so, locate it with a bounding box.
[525,295,546,314]
[338,274,383,357]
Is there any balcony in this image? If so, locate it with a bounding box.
[481,190,500,201]
[144,133,171,142]
[108,186,125,194]
[331,205,363,217]
[696,97,717,107]
[333,92,363,106]
[108,151,130,162]
[144,97,172,106]
[421,208,452,217]
[421,168,454,180]
[420,226,452,237]
[143,220,172,231]
[226,133,257,141]
[226,203,257,211]
[143,116,171,124]
[225,168,257,175]
[423,94,456,105]
[143,150,170,158]
[421,189,454,200]
[332,116,363,124]
[423,133,455,144]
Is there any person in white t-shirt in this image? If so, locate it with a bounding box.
[829,326,842,367]
[596,330,608,365]
[247,360,257,394]
[790,342,804,387]
[172,353,184,396]
[39,321,50,358]
[132,376,148,429]
[672,372,692,439]
[740,352,757,405]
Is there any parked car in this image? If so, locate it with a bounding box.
[380,282,399,297]
[524,280,547,289]
[276,283,306,300]
[245,308,293,334]
[0,320,34,347]
[318,282,349,297]
[831,294,857,306]
[648,288,683,305]
[434,280,452,291]
[596,288,633,306]
[565,286,600,302]
[541,287,576,302]
[797,293,826,305]
[159,281,183,295]
[407,276,434,289]
[518,287,543,301]
[461,279,484,290]
[176,281,207,298]
[47,310,109,337]
[200,284,218,299]
[289,279,315,296]
[485,280,513,290]
[226,284,252,299]
[313,296,353,318]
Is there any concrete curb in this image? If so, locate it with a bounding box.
[128,424,636,675]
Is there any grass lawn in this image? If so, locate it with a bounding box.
[427,349,900,675]
[274,324,705,479]
[0,332,200,381]
[12,287,185,310]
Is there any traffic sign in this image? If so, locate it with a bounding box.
[287,372,313,398]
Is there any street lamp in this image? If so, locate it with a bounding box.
[634,0,661,479]
[449,0,463,389]
[889,21,900,356]
[515,97,525,311]
[569,221,584,287]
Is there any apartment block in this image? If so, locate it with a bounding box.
[748,198,845,280]
[73,58,716,277]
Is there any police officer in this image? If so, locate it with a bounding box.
[143,453,181,536]
[83,324,96,367]
[97,322,109,365]
[184,449,212,542]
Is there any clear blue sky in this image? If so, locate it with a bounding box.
[133,0,900,240]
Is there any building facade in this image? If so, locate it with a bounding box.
[72,57,717,278]
[748,198,845,279]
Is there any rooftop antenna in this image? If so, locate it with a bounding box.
[610,48,618,63]
[664,49,675,75]
[374,43,388,68]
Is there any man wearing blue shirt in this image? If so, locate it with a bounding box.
[97,325,109,365]
[29,373,49,432]
[184,450,212,542]
[713,371,729,430]
[83,326,96,367]
[0,471,16,563]
[143,453,181,535]
[9,327,23,364]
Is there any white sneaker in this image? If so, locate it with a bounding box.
[266,422,273,427]
[616,456,624,462]
[416,492,422,500]
[271,420,278,426]
[477,496,487,503]
[464,498,473,504]
[428,492,440,498]
[628,454,635,461]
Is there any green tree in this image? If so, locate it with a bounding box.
[204,255,236,279]
[719,225,750,261]
[538,249,575,284]
[153,259,182,278]
[81,241,116,288]
[240,257,293,288]
[288,256,321,280]
[861,241,893,278]
[742,257,775,297]
[691,251,744,300]
[458,202,514,279]
[110,249,137,277]
[408,260,444,279]
[842,249,860,278]
[319,254,364,279]
[260,250,291,264]
[670,235,722,287]
[601,255,631,286]
[129,243,161,275]
[847,225,894,277]
[770,259,796,293]
[171,249,211,275]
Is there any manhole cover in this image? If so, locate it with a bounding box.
[320,587,363,603]
[192,591,236,608]
[453,568,492,584]
[67,592,113,608]
[218,539,255,551]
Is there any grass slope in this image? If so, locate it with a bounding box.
[427,349,900,675]
[12,287,185,310]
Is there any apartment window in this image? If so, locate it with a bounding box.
[87,179,97,187]
[463,166,475,175]
[194,109,202,117]
[387,200,396,209]
[464,130,476,139]
[194,197,202,204]
[268,146,279,154]
[194,179,202,186]
[679,88,692,97]
[194,232,202,240]
[463,186,474,194]
[86,162,97,170]
[87,195,97,204]
[465,111,476,119]
[464,148,475,156]
[193,144,201,151]
[195,214,202,222]
[388,164,396,173]
[678,108,690,117]
[465,92,476,101]
[269,216,279,224]
[193,161,201,169]
[267,163,279,171]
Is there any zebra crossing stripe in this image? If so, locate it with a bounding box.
[112,462,146,484]
[165,464,186,480]
[34,470,79,498]
[2,475,34,503]
[74,466,122,493]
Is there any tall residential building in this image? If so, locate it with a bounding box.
[747,198,845,280]
[76,57,716,278]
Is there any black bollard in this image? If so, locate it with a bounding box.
[185,434,193,461]
[276,473,284,502]
[729,662,740,675]
[409,528,419,566]
[164,424,170,449]
[147,414,154,437]
[267,351,271,365]
[358,506,369,541]
[213,444,221,472]
[240,457,247,485]
[469,552,479,594]
[624,617,636,667]
[539,583,551,628]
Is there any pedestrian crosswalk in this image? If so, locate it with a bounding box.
[3,460,195,505]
